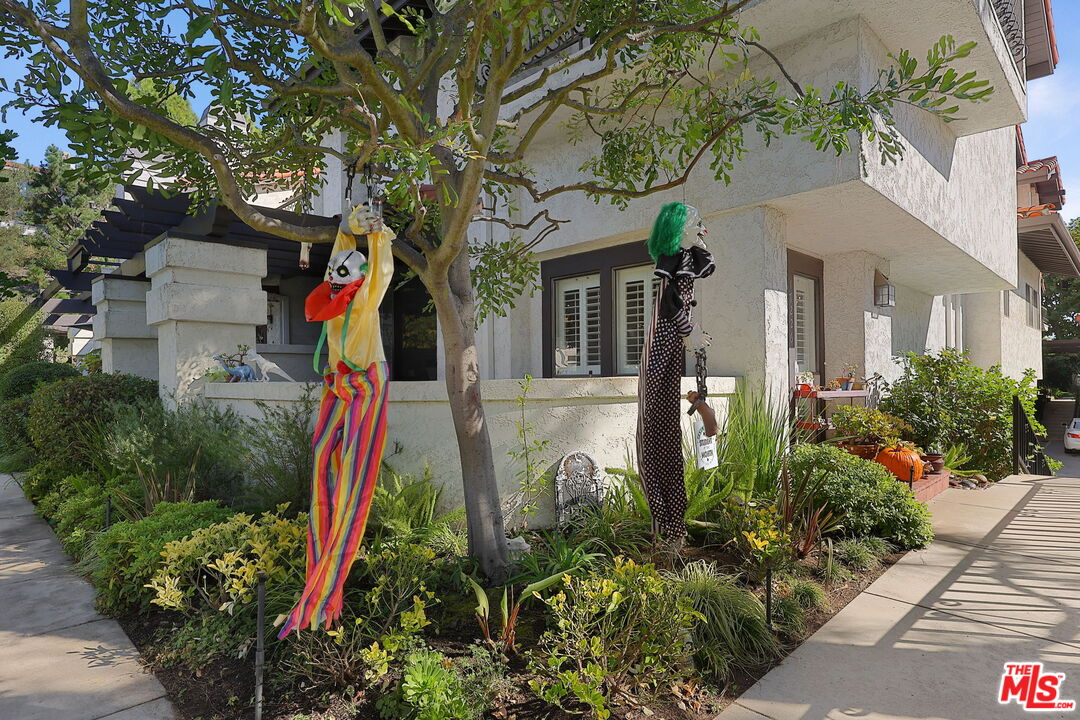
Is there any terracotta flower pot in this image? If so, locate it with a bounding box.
[841,442,880,461]
[921,453,945,474]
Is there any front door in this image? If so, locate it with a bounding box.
[787,250,824,385]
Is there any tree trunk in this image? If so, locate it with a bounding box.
[430,251,510,582]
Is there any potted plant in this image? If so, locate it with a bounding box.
[830,405,912,460]
[834,362,859,391]
[920,441,946,475]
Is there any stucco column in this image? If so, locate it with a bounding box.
[91,276,158,379]
[146,235,268,403]
[823,251,892,382]
[695,206,789,394]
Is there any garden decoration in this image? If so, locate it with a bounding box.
[277,203,394,638]
[554,451,606,526]
[876,444,925,483]
[636,201,716,542]
[243,348,295,382]
[213,354,256,382]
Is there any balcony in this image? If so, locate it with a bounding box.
[738,0,1028,134]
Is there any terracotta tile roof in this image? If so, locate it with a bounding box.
[1018,204,1058,219]
[1017,156,1060,178]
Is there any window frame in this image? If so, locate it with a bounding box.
[552,273,602,376]
[541,241,655,378]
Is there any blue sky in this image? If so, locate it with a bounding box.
[1,10,1078,223]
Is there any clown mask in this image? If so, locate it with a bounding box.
[325,249,368,297]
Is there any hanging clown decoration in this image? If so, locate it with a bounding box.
[636,202,716,544]
[278,203,395,638]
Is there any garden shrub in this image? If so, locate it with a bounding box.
[91,397,247,507]
[0,298,45,380]
[276,543,441,692]
[832,538,882,571]
[772,594,806,638]
[787,578,828,611]
[241,390,318,512]
[0,396,33,461]
[790,443,933,549]
[0,360,80,401]
[27,373,157,472]
[528,558,699,719]
[86,501,232,614]
[148,506,307,619]
[377,646,508,720]
[668,561,778,685]
[881,349,1039,479]
[713,501,793,579]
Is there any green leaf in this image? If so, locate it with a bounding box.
[465,575,489,620]
[185,15,214,43]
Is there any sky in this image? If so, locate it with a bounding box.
[1,6,1079,223]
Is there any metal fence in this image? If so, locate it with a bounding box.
[1013,394,1051,476]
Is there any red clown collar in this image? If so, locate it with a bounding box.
[305,277,366,321]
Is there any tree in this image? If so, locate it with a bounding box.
[0,0,994,579]
[1043,218,1080,341]
[0,144,112,292]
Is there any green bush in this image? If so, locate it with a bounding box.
[772,594,806,638]
[89,397,247,508]
[241,390,318,512]
[147,507,307,619]
[790,443,933,549]
[528,558,699,719]
[668,561,778,685]
[27,373,157,472]
[881,349,1039,478]
[0,298,45,379]
[276,543,441,692]
[832,538,881,571]
[86,501,232,614]
[378,647,506,720]
[787,578,828,611]
[0,395,33,459]
[0,360,80,400]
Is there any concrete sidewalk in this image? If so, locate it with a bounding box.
[0,474,176,720]
[720,474,1080,720]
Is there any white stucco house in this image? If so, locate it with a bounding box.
[48,0,1075,503]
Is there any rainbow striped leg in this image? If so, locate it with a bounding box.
[279,362,389,637]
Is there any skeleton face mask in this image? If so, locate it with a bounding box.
[682,205,708,249]
[325,249,368,296]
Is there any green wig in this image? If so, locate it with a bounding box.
[647,201,689,261]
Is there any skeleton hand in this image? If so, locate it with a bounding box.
[346,203,383,235]
[684,324,711,352]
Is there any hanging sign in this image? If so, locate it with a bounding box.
[694,416,718,470]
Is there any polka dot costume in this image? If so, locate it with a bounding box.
[636,246,715,540]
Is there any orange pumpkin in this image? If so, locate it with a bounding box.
[875,446,924,482]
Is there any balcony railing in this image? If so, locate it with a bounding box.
[991,0,1026,64]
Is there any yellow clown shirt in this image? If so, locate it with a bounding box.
[322,215,395,372]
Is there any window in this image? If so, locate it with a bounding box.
[791,274,819,375]
[615,265,660,375]
[541,242,659,377]
[1002,289,1010,317]
[553,274,601,375]
[1025,283,1040,329]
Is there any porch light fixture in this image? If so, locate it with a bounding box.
[874,270,896,308]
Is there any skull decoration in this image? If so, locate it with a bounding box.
[682,205,708,249]
[325,249,368,296]
[342,203,382,236]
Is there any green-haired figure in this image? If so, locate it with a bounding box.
[636,201,716,548]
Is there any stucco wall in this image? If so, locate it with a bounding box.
[202,376,735,523]
[999,253,1043,380]
[857,23,1018,288]
[962,252,1043,380]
